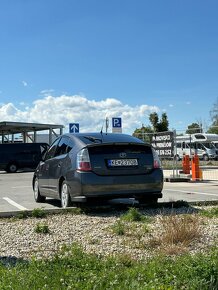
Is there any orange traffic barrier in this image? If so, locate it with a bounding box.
[191,154,202,181]
[199,169,203,180]
[182,154,190,174]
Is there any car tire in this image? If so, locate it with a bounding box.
[6,163,18,173]
[61,181,71,208]
[34,177,46,202]
[175,155,180,161]
[203,154,209,161]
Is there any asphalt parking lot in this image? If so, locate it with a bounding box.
[0,170,218,213]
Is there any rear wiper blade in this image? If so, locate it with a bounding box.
[83,136,102,143]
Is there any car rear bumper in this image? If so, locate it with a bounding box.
[69,169,163,200]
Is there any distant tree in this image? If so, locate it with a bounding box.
[149,112,159,132]
[133,125,153,142]
[207,98,218,134]
[207,121,218,134]
[149,112,169,132]
[133,112,170,141]
[186,123,201,134]
[159,112,169,132]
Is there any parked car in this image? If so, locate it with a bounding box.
[0,142,49,173]
[33,133,163,208]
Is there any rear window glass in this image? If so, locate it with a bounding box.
[77,134,144,145]
[88,144,152,155]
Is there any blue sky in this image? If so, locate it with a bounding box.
[0,0,218,133]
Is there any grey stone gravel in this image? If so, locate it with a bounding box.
[0,206,217,263]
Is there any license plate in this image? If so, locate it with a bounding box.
[107,159,138,167]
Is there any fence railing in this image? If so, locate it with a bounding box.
[133,131,218,181]
[161,158,218,181]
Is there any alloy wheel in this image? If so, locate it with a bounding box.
[61,182,70,208]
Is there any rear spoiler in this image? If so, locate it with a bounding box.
[86,142,151,148]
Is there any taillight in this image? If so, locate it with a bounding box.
[152,148,161,168]
[76,148,92,171]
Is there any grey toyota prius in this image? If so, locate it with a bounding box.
[33,133,163,208]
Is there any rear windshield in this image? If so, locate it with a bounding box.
[77,134,144,145]
[88,144,152,155]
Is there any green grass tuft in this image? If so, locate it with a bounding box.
[32,208,47,218]
[34,223,50,234]
[111,220,126,235]
[121,207,151,223]
[16,210,29,219]
[200,207,218,218]
[65,207,84,215]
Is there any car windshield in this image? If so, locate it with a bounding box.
[203,142,215,149]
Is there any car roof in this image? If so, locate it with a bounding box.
[64,132,146,145]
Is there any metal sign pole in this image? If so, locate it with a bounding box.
[174,130,178,177]
[106,117,109,133]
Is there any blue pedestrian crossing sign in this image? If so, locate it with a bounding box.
[69,123,79,133]
[112,118,122,133]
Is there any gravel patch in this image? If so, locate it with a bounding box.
[0,206,217,263]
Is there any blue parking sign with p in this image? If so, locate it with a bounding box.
[112,117,122,128]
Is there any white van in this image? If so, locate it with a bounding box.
[175,134,218,161]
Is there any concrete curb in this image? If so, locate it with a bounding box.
[0,200,217,218]
[0,208,66,218]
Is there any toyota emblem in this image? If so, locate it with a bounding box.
[119,152,127,158]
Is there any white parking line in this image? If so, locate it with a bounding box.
[3,197,27,210]
[166,189,218,197]
[11,186,32,189]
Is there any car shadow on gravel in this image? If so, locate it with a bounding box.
[75,199,202,217]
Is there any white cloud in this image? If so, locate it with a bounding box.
[40,89,55,96]
[0,103,20,119]
[169,104,174,108]
[22,81,28,87]
[0,94,159,134]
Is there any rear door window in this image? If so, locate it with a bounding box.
[44,138,60,160]
[66,139,74,153]
[55,137,69,156]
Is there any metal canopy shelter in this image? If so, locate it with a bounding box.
[0,121,64,144]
